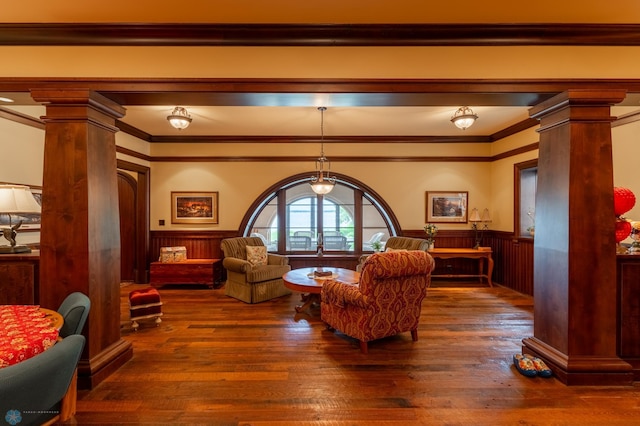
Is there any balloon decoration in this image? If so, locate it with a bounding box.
[614,187,636,245]
[614,187,636,216]
[615,218,632,243]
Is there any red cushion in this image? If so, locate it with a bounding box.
[129,287,161,306]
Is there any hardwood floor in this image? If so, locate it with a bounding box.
[69,282,640,425]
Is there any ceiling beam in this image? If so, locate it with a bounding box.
[1,24,640,46]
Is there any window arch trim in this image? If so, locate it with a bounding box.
[239,172,401,244]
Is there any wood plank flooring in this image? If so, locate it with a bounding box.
[69,282,640,425]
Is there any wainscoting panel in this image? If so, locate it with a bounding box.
[149,229,535,295]
[150,230,238,263]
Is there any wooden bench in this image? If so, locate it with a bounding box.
[150,259,222,288]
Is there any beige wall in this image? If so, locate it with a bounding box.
[3,113,640,240]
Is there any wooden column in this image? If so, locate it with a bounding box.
[31,89,133,389]
[522,90,633,385]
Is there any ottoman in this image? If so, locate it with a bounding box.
[129,287,163,331]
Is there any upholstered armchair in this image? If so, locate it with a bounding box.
[221,236,292,303]
[0,335,85,425]
[321,250,435,353]
[356,236,431,271]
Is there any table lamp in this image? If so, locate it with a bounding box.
[0,184,42,254]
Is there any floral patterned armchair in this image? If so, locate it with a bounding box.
[321,250,435,353]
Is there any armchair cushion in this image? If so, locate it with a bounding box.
[246,245,268,266]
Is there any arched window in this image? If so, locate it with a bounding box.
[241,172,400,254]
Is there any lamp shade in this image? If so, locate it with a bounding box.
[0,185,41,214]
[469,208,482,222]
[167,106,192,130]
[310,180,335,195]
[450,106,478,130]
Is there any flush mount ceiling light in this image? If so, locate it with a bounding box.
[167,106,192,130]
[450,106,478,130]
[310,107,336,195]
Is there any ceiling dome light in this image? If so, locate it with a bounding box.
[167,106,192,130]
[450,106,478,130]
[310,107,336,195]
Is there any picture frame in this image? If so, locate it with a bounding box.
[426,191,468,223]
[171,191,219,224]
[0,186,42,232]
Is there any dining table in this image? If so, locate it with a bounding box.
[0,305,63,368]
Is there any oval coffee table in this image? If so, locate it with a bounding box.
[283,267,359,315]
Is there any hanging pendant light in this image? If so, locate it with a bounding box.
[310,107,336,195]
[167,106,192,130]
[450,106,478,130]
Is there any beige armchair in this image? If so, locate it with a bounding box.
[221,237,292,303]
[356,236,431,271]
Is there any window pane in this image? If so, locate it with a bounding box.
[322,184,354,252]
[362,197,389,251]
[520,167,537,236]
[285,185,317,251]
[250,196,278,251]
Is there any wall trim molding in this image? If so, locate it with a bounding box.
[2,23,640,46]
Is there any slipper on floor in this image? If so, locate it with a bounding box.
[513,354,537,377]
[524,354,553,378]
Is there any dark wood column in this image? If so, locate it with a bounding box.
[31,89,133,389]
[523,90,633,385]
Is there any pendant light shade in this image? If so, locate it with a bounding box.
[310,107,336,195]
[167,106,192,130]
[450,106,478,130]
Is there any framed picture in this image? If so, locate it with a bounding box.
[426,191,468,223]
[171,191,219,224]
[0,186,42,232]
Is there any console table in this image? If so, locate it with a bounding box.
[428,248,493,287]
[150,259,222,288]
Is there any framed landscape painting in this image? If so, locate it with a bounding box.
[426,191,468,223]
[171,191,218,224]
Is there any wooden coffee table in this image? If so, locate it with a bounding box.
[283,267,359,314]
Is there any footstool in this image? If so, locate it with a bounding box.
[129,287,163,331]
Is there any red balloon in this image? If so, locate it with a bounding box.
[614,187,636,216]
[616,219,632,243]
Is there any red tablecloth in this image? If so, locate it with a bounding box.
[0,305,60,368]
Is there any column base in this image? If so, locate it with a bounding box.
[77,338,133,389]
[522,337,633,386]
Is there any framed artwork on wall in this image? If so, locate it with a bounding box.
[426,191,468,223]
[171,191,219,224]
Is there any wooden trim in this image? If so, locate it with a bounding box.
[2,23,640,46]
[148,135,492,144]
[0,106,45,130]
[116,145,151,162]
[491,142,539,161]
[612,109,640,127]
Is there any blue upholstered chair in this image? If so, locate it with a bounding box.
[57,292,91,338]
[0,335,86,425]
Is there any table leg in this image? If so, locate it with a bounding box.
[295,293,321,313]
[486,256,494,287]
